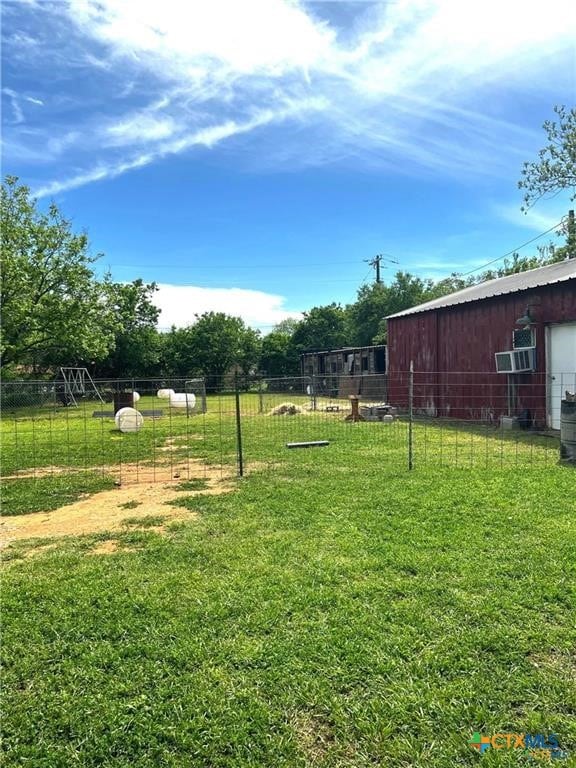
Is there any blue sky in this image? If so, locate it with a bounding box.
[2,0,575,332]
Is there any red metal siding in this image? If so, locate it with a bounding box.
[387,281,576,424]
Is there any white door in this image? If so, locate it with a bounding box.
[549,323,576,429]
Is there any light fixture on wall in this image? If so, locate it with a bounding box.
[515,306,536,328]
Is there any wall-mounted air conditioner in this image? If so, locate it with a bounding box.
[495,347,536,373]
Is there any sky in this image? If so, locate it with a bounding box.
[2,0,575,333]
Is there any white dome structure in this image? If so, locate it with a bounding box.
[169,393,196,410]
[115,407,144,433]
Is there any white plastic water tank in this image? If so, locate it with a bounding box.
[115,407,144,433]
[169,392,196,410]
[157,388,175,399]
[132,391,141,403]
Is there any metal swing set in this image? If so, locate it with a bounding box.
[56,367,105,407]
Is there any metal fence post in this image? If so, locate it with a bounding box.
[258,376,264,415]
[408,361,414,471]
[235,374,244,477]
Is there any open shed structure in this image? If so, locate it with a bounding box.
[300,344,387,400]
[386,260,576,429]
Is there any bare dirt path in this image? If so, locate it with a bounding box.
[1,463,235,545]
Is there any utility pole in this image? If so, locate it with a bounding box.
[365,253,398,284]
[371,254,382,283]
[567,210,575,259]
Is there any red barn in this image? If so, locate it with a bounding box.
[386,261,576,429]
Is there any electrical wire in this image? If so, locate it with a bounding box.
[460,218,565,277]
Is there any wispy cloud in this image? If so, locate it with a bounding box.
[153,284,302,332]
[2,87,43,124]
[493,203,568,234]
[35,100,325,197]
[4,0,576,194]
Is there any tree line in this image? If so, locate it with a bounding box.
[0,177,570,385]
[2,107,574,383]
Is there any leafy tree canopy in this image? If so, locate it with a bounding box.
[272,317,300,336]
[290,303,348,352]
[161,312,261,387]
[260,330,300,377]
[519,105,576,211]
[1,176,116,373]
[96,279,161,378]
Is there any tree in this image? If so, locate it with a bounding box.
[96,279,161,378]
[0,176,115,373]
[160,326,195,378]
[290,303,348,352]
[347,283,390,346]
[272,317,300,335]
[519,105,576,211]
[164,312,261,389]
[260,330,300,376]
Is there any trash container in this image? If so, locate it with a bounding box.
[113,391,134,414]
[560,399,576,463]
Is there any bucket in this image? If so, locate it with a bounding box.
[113,391,134,414]
[560,399,576,463]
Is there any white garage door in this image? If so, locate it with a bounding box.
[549,323,576,429]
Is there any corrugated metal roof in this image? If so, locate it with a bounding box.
[301,344,386,355]
[386,260,576,319]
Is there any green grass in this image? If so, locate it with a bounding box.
[2,415,575,767]
[1,472,116,516]
[174,478,210,491]
[121,514,167,528]
[118,500,143,510]
[0,392,560,481]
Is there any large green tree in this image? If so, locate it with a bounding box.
[162,312,261,388]
[347,283,390,346]
[1,176,115,373]
[519,105,576,211]
[160,326,194,378]
[290,303,348,353]
[96,280,162,378]
[355,273,434,343]
[260,330,300,376]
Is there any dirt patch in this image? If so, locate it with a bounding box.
[529,650,576,681]
[291,711,335,764]
[4,457,233,485]
[88,539,133,556]
[3,465,73,479]
[1,469,235,545]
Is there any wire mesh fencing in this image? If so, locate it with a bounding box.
[1,377,226,489]
[1,371,573,503]
[234,372,570,472]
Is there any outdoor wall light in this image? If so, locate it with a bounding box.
[515,306,536,327]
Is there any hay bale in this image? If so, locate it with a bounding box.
[269,402,305,416]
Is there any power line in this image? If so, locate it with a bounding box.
[460,219,564,277]
[109,259,362,271]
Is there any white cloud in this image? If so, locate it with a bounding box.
[2,87,44,124]
[35,99,326,197]
[7,0,576,191]
[105,114,177,146]
[153,284,302,332]
[493,203,568,234]
[67,0,335,76]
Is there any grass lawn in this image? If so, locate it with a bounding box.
[1,404,575,766]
